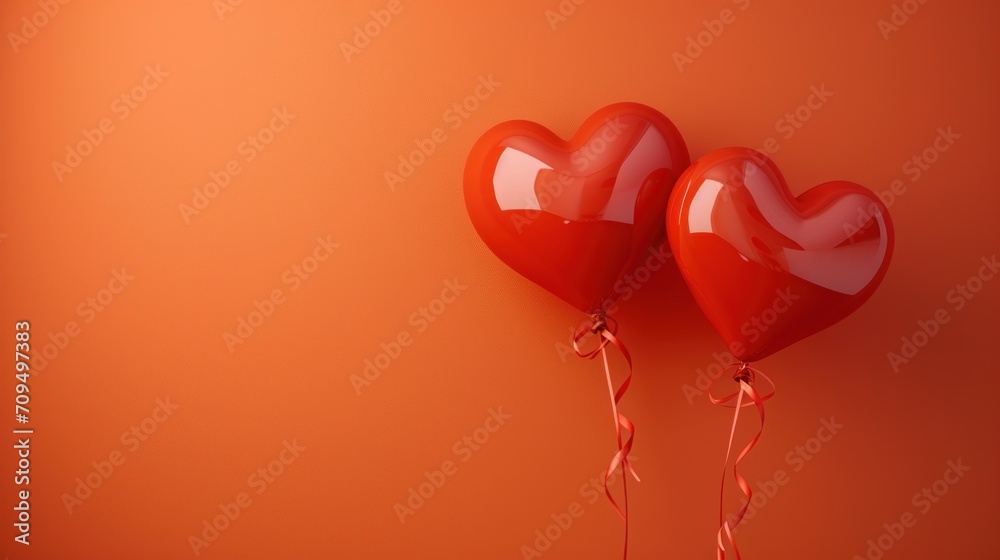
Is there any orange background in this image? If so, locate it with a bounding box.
[2,1,998,558]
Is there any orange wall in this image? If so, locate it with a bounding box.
[1,0,997,558]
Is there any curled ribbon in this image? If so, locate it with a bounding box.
[708,363,776,560]
[573,312,639,559]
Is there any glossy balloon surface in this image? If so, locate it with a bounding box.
[465,103,690,312]
[667,148,894,361]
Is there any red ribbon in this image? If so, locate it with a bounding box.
[573,312,639,559]
[708,363,775,560]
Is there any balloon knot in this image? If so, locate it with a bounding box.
[733,363,755,384]
[587,310,613,334]
[573,311,619,359]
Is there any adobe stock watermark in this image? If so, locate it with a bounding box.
[519,457,639,559]
[738,84,833,163]
[843,126,959,238]
[351,278,468,394]
[385,74,501,192]
[511,118,626,234]
[179,106,296,224]
[877,0,930,41]
[393,407,511,524]
[545,0,587,31]
[724,417,843,532]
[672,0,750,73]
[223,235,339,353]
[60,396,180,514]
[851,459,970,560]
[213,0,243,21]
[895,126,959,183]
[34,268,136,374]
[887,254,997,372]
[680,287,799,404]
[51,64,169,183]
[340,0,404,63]
[554,243,673,362]
[7,0,70,54]
[188,440,306,556]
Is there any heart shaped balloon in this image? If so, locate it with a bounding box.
[667,148,894,362]
[464,102,690,313]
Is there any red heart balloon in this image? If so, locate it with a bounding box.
[667,148,894,362]
[464,103,690,313]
